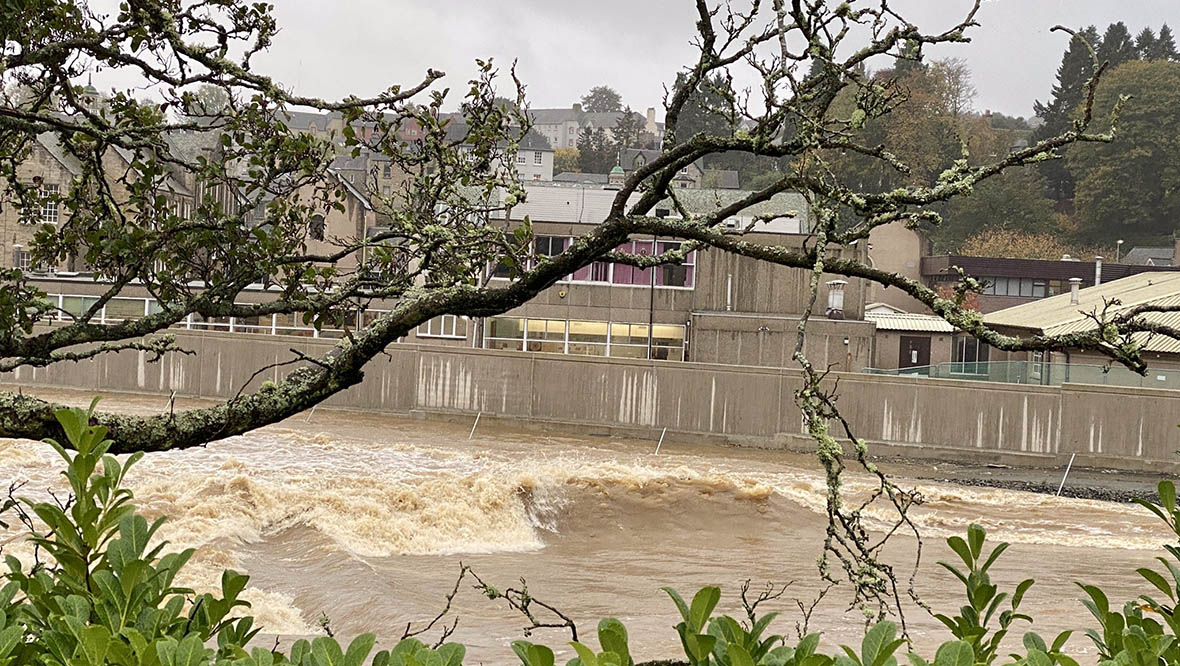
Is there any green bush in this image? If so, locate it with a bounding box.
[2,403,1180,666]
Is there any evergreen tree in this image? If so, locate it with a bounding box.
[575,126,616,173]
[1135,27,1158,60]
[892,38,926,78]
[1033,26,1100,203]
[1155,24,1179,61]
[612,106,644,149]
[1097,22,1136,69]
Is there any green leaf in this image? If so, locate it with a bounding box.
[1025,649,1052,666]
[727,643,756,666]
[437,644,465,666]
[598,618,631,666]
[689,587,722,632]
[662,587,691,625]
[344,634,376,666]
[1138,568,1175,600]
[946,537,974,570]
[1160,481,1177,515]
[312,637,345,666]
[967,525,985,560]
[569,643,599,666]
[933,641,972,666]
[1023,633,1048,654]
[862,621,896,666]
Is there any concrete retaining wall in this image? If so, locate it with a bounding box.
[6,330,1180,471]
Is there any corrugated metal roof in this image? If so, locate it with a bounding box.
[865,312,955,332]
[984,271,1180,354]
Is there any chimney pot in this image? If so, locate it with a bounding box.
[1094,255,1104,286]
[1069,277,1082,305]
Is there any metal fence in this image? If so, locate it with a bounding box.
[865,360,1180,390]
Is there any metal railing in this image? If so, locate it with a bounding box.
[864,360,1180,390]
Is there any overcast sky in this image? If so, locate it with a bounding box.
[117,1,1180,119]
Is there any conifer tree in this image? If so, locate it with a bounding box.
[1097,22,1137,69]
[1155,24,1179,61]
[1033,26,1100,202]
[1135,27,1158,60]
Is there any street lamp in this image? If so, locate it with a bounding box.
[1116,239,1124,263]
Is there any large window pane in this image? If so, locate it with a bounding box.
[487,317,524,339]
[527,318,565,341]
[105,298,146,321]
[60,296,100,319]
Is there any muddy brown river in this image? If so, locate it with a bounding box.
[0,390,1168,664]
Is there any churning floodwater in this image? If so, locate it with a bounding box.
[0,390,1168,664]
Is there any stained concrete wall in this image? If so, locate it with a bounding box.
[7,330,1180,471]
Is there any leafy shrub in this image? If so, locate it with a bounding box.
[4,403,1180,666]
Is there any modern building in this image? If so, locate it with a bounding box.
[985,271,1180,376]
[921,254,1180,313]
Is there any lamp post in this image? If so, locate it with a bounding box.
[1116,239,1124,264]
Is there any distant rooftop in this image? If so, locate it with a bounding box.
[985,271,1180,355]
[1123,246,1175,267]
[866,311,955,333]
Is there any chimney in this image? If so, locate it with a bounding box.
[646,107,656,132]
[572,103,582,113]
[826,279,848,319]
[1094,256,1103,286]
[1069,277,1082,305]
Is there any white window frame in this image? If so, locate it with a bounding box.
[417,314,467,339]
[41,184,59,224]
[534,151,543,165]
[515,153,527,165]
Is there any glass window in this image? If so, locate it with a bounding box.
[105,298,147,321]
[534,151,543,165]
[516,153,527,164]
[534,236,567,261]
[486,317,524,351]
[1032,280,1047,298]
[60,295,100,320]
[418,314,467,339]
[952,335,990,374]
[274,312,315,336]
[41,184,59,224]
[1018,278,1033,298]
[13,250,30,271]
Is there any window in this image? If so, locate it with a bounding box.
[952,335,990,374]
[13,250,30,271]
[483,317,685,360]
[981,277,1051,298]
[516,153,527,164]
[42,184,60,223]
[383,164,392,178]
[105,298,148,321]
[534,151,543,165]
[417,314,468,339]
[485,317,525,350]
[656,241,694,287]
[534,236,567,261]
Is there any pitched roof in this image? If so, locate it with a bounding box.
[36,134,83,175]
[866,311,955,332]
[703,169,739,189]
[984,271,1180,354]
[1123,246,1175,266]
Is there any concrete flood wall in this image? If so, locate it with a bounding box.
[6,331,1180,471]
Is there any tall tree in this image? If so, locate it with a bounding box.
[1033,25,1101,203]
[612,106,644,149]
[579,86,622,113]
[929,168,1058,251]
[575,126,615,173]
[1097,22,1137,69]
[1134,27,1158,60]
[1066,60,1180,242]
[1155,24,1180,61]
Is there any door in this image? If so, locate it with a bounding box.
[899,335,931,372]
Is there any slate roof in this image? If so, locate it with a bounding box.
[1123,246,1175,266]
